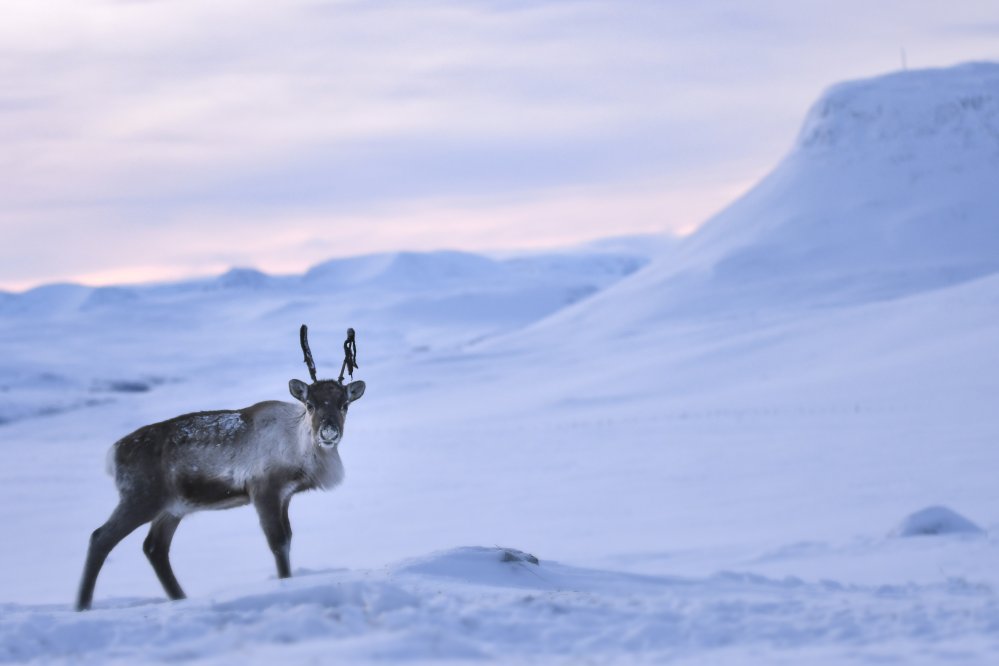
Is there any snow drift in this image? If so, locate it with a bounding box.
[892,506,985,538]
[4,547,999,665]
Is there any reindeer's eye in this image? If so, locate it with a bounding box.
[306,403,315,413]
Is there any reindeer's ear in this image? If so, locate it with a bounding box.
[289,379,310,403]
[346,380,366,402]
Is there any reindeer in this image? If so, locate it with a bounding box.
[76,325,365,611]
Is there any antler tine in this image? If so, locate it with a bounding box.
[300,324,318,383]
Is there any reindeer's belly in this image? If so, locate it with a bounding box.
[173,474,250,512]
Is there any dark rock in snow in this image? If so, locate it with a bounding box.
[499,548,540,565]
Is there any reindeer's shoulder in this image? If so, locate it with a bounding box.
[241,400,302,424]
[164,410,249,444]
[237,401,304,446]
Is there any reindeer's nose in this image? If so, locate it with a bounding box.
[319,424,340,445]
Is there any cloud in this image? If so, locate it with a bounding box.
[1,0,997,289]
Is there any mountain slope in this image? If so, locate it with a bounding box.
[539,62,999,333]
[432,63,999,430]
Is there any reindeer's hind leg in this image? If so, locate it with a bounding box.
[143,513,186,601]
[76,500,160,611]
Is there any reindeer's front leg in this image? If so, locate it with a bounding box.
[252,486,291,579]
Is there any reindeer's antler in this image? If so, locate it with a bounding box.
[300,324,318,382]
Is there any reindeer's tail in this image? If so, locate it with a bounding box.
[104,442,119,477]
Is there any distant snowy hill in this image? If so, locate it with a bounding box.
[0,243,657,426]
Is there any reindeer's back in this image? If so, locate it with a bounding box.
[107,402,304,496]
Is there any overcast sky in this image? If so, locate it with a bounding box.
[1,0,997,290]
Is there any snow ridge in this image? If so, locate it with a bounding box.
[3,548,998,665]
[796,62,999,160]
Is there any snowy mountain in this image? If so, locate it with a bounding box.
[2,64,999,665]
[540,62,999,328]
[483,63,999,416]
[699,62,999,301]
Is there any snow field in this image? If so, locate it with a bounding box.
[4,548,999,665]
[1,63,998,663]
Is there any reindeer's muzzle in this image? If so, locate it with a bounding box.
[318,423,341,447]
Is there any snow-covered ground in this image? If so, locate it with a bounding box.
[6,546,999,665]
[1,63,999,664]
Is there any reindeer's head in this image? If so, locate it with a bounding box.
[289,378,364,448]
[289,325,366,448]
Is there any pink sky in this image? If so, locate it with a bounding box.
[1,1,997,291]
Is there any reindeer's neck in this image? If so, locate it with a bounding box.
[295,407,313,457]
[295,411,344,490]
[305,445,344,490]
